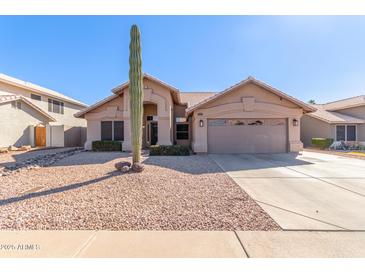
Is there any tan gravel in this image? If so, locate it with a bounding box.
[0,152,281,230]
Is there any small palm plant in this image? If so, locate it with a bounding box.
[129,24,144,172]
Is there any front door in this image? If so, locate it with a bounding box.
[35,126,46,147]
[150,122,158,145]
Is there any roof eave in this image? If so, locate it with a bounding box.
[74,93,120,118]
[325,103,365,112]
[186,77,315,115]
[111,73,181,104]
[0,74,87,108]
[306,113,365,124]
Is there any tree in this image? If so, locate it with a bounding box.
[308,99,316,104]
[129,25,144,172]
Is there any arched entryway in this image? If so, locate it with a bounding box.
[143,102,158,148]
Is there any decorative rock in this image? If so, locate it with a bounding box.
[114,161,132,171]
[8,145,18,151]
[121,166,130,173]
[131,163,144,173]
[18,145,31,151]
[0,148,83,177]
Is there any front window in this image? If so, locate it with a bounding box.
[113,121,124,141]
[101,121,124,141]
[31,94,41,101]
[336,125,346,141]
[48,99,64,114]
[176,123,189,140]
[101,121,112,141]
[336,125,356,141]
[347,125,356,141]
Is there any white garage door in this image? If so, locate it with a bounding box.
[208,119,287,153]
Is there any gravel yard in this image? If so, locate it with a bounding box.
[0,147,78,166]
[0,152,280,230]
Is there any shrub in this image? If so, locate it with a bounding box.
[92,140,122,151]
[311,138,333,149]
[149,145,190,156]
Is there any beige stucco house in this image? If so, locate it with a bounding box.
[0,73,87,148]
[76,74,314,153]
[301,96,365,147]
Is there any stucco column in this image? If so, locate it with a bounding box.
[84,119,101,150]
[192,116,208,153]
[121,89,132,151]
[157,116,172,145]
[123,118,132,151]
[288,117,303,152]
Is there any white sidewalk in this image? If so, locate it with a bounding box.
[0,230,364,258]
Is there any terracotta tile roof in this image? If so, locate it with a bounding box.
[322,95,365,111]
[307,104,365,124]
[180,92,217,107]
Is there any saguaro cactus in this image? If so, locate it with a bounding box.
[129,24,144,172]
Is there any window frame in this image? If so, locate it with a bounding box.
[48,98,64,114]
[176,117,187,123]
[336,124,357,142]
[113,121,124,141]
[11,101,21,109]
[101,120,124,142]
[176,122,189,140]
[346,125,357,141]
[31,94,42,101]
[100,121,113,141]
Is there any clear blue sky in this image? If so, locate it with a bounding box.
[1,16,365,105]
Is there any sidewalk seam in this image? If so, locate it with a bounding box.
[72,231,97,258]
[256,199,348,230]
[234,231,250,258]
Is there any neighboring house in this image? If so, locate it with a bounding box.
[301,96,365,147]
[0,73,87,148]
[75,74,314,153]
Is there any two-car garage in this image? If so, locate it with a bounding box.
[207,118,288,154]
[187,77,315,154]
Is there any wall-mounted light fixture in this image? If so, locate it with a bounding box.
[199,120,204,127]
[292,118,298,126]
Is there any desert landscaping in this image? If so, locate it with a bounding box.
[0,150,280,230]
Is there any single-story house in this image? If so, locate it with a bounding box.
[75,74,315,153]
[301,96,365,147]
[0,73,88,148]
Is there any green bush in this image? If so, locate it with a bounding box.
[311,138,333,149]
[149,145,190,156]
[92,140,122,151]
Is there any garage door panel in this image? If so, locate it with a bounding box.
[208,119,287,154]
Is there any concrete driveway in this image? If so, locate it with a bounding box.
[210,151,365,230]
